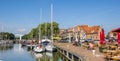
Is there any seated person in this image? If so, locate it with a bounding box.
[89,42,95,50]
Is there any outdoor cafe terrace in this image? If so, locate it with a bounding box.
[54,27,120,61]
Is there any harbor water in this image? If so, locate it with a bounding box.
[0,44,69,61]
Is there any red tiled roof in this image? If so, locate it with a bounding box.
[78,25,89,32]
[90,26,100,33]
[67,25,101,34]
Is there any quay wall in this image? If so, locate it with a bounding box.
[55,43,86,61]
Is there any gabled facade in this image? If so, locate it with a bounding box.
[77,25,88,42]
[59,25,101,42]
[89,26,101,41]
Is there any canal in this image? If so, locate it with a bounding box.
[0,44,69,61]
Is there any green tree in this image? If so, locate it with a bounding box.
[0,32,15,40]
[52,22,59,36]
[22,22,59,40]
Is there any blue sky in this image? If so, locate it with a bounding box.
[0,0,120,35]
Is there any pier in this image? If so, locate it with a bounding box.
[54,42,105,61]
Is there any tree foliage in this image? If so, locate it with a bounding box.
[22,22,59,40]
[0,32,15,40]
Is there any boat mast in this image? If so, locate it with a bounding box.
[51,4,53,42]
[2,24,3,40]
[39,8,42,41]
[45,22,47,39]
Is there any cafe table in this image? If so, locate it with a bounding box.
[111,56,120,60]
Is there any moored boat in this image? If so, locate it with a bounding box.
[33,44,45,53]
[45,43,57,52]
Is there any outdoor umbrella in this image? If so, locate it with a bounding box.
[112,27,120,44]
[112,28,120,32]
[100,28,106,44]
[118,33,120,44]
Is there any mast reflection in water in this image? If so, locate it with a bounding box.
[0,44,69,61]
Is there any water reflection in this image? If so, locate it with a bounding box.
[30,51,69,61]
[0,44,69,61]
[13,44,24,53]
[0,44,13,51]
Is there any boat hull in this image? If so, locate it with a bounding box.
[45,45,57,52]
[34,47,45,53]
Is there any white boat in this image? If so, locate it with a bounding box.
[41,39,51,47]
[41,39,56,52]
[45,43,56,52]
[33,44,45,53]
[33,8,45,53]
[45,4,57,52]
[41,39,51,43]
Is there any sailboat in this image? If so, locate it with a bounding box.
[45,4,57,52]
[45,43,56,52]
[33,8,45,53]
[33,44,45,53]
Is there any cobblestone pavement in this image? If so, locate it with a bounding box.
[54,43,105,61]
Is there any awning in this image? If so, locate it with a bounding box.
[112,27,120,32]
[112,27,120,44]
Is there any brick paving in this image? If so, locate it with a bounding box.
[54,43,105,61]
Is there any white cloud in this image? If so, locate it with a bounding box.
[17,28,26,32]
[0,23,30,36]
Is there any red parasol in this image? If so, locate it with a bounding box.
[112,27,120,44]
[100,28,106,44]
[118,33,120,44]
